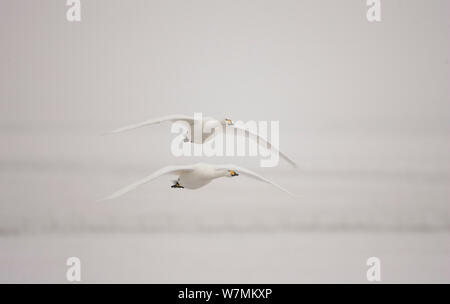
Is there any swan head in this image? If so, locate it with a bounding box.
[224,118,234,126]
[227,169,239,177]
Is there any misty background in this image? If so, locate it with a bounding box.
[0,0,449,282]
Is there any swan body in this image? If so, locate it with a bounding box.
[177,165,222,189]
[100,163,294,201]
[105,114,297,167]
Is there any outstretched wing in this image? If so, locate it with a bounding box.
[215,164,297,197]
[99,165,194,201]
[105,114,194,135]
[229,125,297,168]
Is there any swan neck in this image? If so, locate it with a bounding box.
[212,170,228,179]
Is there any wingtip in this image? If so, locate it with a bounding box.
[287,159,299,169]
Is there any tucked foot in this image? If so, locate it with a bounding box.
[171,182,184,189]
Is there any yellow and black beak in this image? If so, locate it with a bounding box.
[229,170,239,177]
[225,118,233,126]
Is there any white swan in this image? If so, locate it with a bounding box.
[100,163,295,200]
[105,114,297,168]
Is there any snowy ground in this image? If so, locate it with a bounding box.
[1,232,449,283]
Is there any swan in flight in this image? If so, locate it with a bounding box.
[100,163,295,200]
[105,114,297,168]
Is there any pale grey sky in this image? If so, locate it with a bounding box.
[1,0,449,133]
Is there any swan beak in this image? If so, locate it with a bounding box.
[225,119,233,126]
[229,170,239,177]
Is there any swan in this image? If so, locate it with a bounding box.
[104,114,297,168]
[100,163,295,200]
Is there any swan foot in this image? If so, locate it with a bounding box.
[171,182,184,189]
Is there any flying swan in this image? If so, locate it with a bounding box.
[100,163,295,200]
[104,114,297,168]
